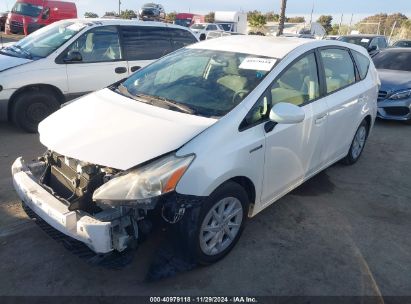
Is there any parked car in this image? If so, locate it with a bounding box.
[0,12,8,31]
[190,23,224,40]
[392,40,411,48]
[12,36,378,265]
[0,19,198,132]
[373,48,411,123]
[138,3,165,21]
[175,13,205,28]
[338,34,388,57]
[5,0,77,35]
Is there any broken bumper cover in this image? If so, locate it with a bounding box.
[12,157,113,254]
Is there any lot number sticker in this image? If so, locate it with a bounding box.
[239,57,277,71]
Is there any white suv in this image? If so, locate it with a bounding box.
[190,23,224,40]
[0,19,198,132]
[12,36,378,265]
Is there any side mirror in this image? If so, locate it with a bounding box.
[42,7,50,20]
[368,45,377,52]
[64,50,82,63]
[269,102,305,124]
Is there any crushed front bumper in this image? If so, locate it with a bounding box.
[377,98,411,121]
[12,157,113,254]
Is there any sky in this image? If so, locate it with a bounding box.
[1,0,410,24]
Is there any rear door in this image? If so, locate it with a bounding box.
[62,25,128,95]
[317,47,362,163]
[121,25,173,75]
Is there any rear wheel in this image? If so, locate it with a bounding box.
[342,119,369,165]
[11,89,61,133]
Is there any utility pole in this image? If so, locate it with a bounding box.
[338,13,344,35]
[118,0,121,16]
[277,0,287,36]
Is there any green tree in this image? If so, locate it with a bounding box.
[317,15,333,33]
[84,12,98,18]
[104,11,118,17]
[286,16,305,23]
[249,13,267,29]
[247,10,261,21]
[205,12,215,23]
[120,9,137,20]
[266,12,279,22]
[329,24,340,35]
[357,13,408,35]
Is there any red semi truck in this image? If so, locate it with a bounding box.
[5,0,77,35]
[175,13,205,28]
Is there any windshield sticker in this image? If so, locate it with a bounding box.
[66,23,86,32]
[361,38,370,43]
[239,57,277,71]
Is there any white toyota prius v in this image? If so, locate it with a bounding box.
[12,36,379,265]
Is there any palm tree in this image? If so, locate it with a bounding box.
[277,0,287,36]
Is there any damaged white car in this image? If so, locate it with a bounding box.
[12,36,378,264]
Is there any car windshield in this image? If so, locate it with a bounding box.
[339,36,371,48]
[373,51,411,72]
[393,40,411,48]
[116,48,277,118]
[0,21,86,59]
[218,23,233,31]
[191,24,206,30]
[11,2,42,17]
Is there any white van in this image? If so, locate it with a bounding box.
[0,19,198,132]
[12,36,378,265]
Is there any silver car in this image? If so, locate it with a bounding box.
[373,48,411,123]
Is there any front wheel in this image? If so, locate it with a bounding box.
[178,182,249,265]
[342,119,369,165]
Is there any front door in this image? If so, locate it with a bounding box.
[64,25,128,95]
[259,52,329,206]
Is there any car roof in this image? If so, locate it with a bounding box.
[380,47,411,52]
[60,18,189,31]
[188,35,362,59]
[341,34,384,38]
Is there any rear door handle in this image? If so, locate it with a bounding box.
[115,67,127,74]
[130,66,141,73]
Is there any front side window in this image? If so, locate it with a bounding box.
[321,48,356,94]
[65,26,121,63]
[117,48,276,118]
[122,26,172,60]
[243,53,320,127]
[0,21,87,59]
[11,2,42,17]
[352,51,370,80]
[168,28,197,50]
[377,38,387,49]
[271,53,320,106]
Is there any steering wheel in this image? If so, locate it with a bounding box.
[232,90,250,104]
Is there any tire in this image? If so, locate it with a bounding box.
[11,89,61,133]
[199,34,206,41]
[177,181,249,265]
[341,119,369,165]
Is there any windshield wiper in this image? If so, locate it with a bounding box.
[11,45,32,59]
[136,93,195,115]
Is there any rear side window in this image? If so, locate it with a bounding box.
[352,51,370,80]
[320,48,356,94]
[168,28,197,51]
[121,26,173,60]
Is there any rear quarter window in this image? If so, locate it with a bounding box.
[352,51,370,80]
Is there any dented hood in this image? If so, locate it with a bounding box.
[38,89,217,170]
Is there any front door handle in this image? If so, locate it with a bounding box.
[315,113,328,125]
[130,66,141,72]
[115,67,127,74]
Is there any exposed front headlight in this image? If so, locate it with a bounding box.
[93,153,194,206]
[388,89,411,100]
